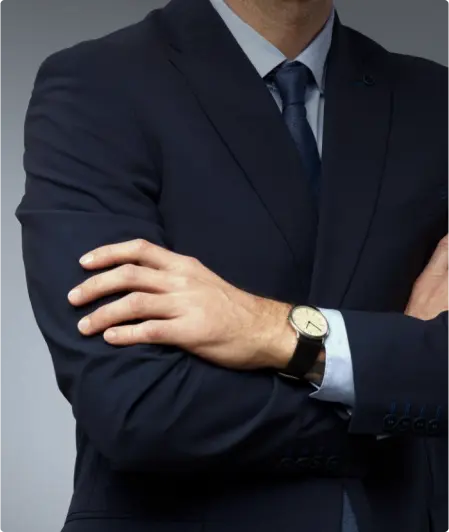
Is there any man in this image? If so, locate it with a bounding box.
[16,0,447,531]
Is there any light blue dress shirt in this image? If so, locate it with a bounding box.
[210,0,355,407]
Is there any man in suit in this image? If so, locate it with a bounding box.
[16,0,447,531]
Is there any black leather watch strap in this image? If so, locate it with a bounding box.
[283,334,323,380]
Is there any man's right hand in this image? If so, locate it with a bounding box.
[406,234,448,321]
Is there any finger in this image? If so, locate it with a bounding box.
[103,320,180,346]
[68,265,170,306]
[423,235,449,275]
[79,239,183,270]
[77,292,177,335]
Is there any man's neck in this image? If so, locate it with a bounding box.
[224,0,333,59]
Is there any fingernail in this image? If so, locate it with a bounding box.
[80,254,94,265]
[68,288,81,303]
[78,317,90,333]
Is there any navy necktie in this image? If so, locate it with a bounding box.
[273,61,321,199]
[272,63,359,532]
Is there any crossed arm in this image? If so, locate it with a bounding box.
[17,47,448,474]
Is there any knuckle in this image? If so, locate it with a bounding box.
[139,323,151,341]
[170,292,188,312]
[120,264,137,282]
[169,258,187,273]
[147,323,163,342]
[172,255,200,273]
[171,275,189,290]
[439,236,449,250]
[88,309,102,329]
[101,245,114,259]
[128,325,140,341]
[413,276,424,290]
[128,292,146,314]
[85,275,99,293]
[167,293,191,317]
[185,255,201,267]
[133,238,149,253]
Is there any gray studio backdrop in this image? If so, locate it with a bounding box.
[2,1,447,531]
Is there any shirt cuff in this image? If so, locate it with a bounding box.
[309,308,355,408]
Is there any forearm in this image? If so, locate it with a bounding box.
[23,231,347,473]
[275,306,447,438]
[19,48,351,473]
[343,309,447,436]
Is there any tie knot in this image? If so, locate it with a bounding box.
[272,61,311,107]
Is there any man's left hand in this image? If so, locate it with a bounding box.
[68,239,296,370]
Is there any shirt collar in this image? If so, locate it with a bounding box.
[209,0,335,93]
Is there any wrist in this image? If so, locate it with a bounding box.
[262,301,297,370]
[273,304,328,382]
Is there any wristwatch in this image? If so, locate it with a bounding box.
[280,305,329,380]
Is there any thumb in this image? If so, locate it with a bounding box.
[425,234,448,274]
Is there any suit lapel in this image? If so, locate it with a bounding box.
[159,0,318,290]
[309,22,392,308]
[157,1,392,306]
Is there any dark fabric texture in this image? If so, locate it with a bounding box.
[17,0,448,531]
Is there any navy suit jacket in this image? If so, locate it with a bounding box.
[17,1,448,531]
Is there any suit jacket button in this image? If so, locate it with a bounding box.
[309,456,322,470]
[363,74,375,86]
[413,417,426,433]
[279,457,294,470]
[383,414,398,432]
[427,419,441,436]
[326,456,339,472]
[295,457,310,471]
[397,416,412,432]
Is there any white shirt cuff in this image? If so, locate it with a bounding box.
[309,308,355,408]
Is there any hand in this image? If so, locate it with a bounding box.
[405,234,448,320]
[68,239,296,370]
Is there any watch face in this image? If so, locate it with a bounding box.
[290,306,329,339]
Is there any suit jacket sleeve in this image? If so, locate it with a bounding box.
[341,309,448,436]
[16,44,354,473]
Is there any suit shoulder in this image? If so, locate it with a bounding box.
[345,26,447,90]
[35,13,164,83]
[388,52,447,87]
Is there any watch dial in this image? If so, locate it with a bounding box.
[291,307,328,338]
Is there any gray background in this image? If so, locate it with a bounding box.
[2,1,447,531]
